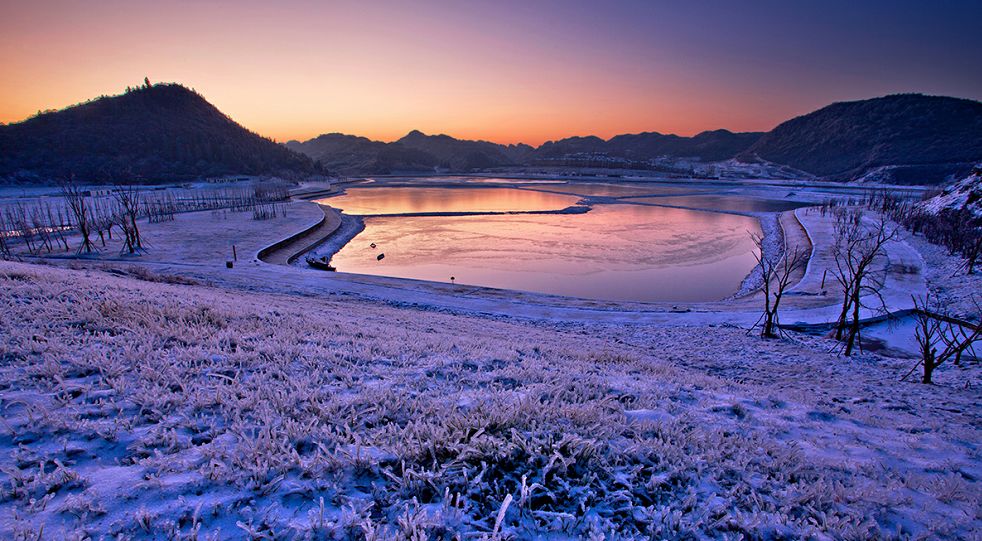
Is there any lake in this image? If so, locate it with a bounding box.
[325,187,580,215]
[318,186,764,302]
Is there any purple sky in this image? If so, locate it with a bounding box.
[1,0,980,144]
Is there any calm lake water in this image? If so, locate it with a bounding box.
[320,187,763,302]
[326,187,580,215]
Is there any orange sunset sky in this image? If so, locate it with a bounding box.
[1,1,980,146]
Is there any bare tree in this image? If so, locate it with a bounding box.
[113,185,144,254]
[60,180,97,254]
[909,295,981,384]
[830,209,897,356]
[11,203,38,254]
[0,211,10,259]
[751,232,808,338]
[29,205,53,253]
[865,186,982,277]
[46,202,71,251]
[959,230,981,275]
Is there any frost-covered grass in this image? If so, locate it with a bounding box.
[0,261,979,539]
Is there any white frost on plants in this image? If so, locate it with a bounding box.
[0,261,978,539]
[920,166,982,218]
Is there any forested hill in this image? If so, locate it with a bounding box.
[0,83,319,183]
[739,94,982,183]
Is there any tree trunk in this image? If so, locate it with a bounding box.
[922,359,934,384]
[844,285,861,356]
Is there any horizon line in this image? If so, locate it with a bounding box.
[4,82,980,149]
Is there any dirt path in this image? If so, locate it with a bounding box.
[780,207,813,287]
[257,204,341,265]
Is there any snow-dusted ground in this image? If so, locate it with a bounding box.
[0,261,979,539]
[4,182,936,327]
[903,230,982,318]
[921,168,982,218]
[2,178,979,538]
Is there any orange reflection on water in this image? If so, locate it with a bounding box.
[328,189,762,302]
[318,187,580,215]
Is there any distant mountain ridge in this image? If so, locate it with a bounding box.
[3,86,981,184]
[285,130,533,174]
[285,133,437,174]
[291,93,982,183]
[0,83,318,183]
[535,129,763,162]
[290,128,765,175]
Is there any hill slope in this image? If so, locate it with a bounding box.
[921,165,982,217]
[740,94,982,183]
[0,84,318,183]
[1,259,978,539]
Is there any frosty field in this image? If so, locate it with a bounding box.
[0,257,979,539]
[0,177,978,539]
[4,2,981,538]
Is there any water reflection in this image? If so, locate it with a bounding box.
[330,202,761,302]
[320,187,579,215]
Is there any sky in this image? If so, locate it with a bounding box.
[1,0,981,146]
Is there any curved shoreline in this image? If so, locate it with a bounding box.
[274,181,785,295]
[268,194,799,303]
[299,212,365,267]
[257,204,341,265]
[4,179,926,330]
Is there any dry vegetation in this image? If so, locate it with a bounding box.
[0,261,979,539]
[0,183,290,259]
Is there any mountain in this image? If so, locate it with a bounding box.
[288,129,762,175]
[397,130,529,169]
[534,136,608,159]
[285,133,439,174]
[608,130,763,162]
[0,83,318,183]
[285,130,532,174]
[11,84,979,185]
[531,130,762,162]
[739,94,982,184]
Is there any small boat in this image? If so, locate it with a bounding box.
[370,242,377,249]
[376,253,385,261]
[306,255,336,271]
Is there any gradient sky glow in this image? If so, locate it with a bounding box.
[2,0,981,145]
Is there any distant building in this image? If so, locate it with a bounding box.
[206,176,252,184]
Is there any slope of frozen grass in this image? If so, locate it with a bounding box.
[0,261,978,539]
